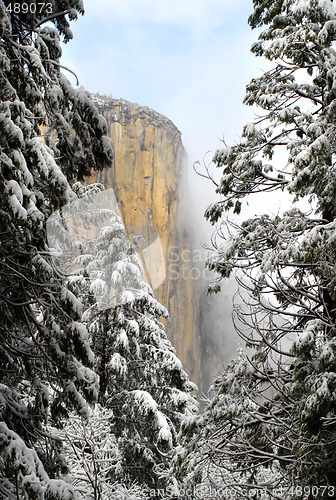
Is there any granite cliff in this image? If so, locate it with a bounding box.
[88,96,225,390]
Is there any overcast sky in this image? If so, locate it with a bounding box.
[61,0,263,228]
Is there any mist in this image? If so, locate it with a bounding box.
[178,147,241,396]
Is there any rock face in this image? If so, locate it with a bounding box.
[89,97,203,385]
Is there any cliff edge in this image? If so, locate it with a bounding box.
[89,97,203,385]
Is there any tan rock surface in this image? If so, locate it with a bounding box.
[89,97,202,385]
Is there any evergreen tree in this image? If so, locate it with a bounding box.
[0,1,113,497]
[56,184,198,494]
[175,0,336,497]
[58,405,148,500]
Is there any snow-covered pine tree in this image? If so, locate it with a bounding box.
[58,184,198,494]
[58,405,148,500]
[175,0,336,497]
[0,2,113,498]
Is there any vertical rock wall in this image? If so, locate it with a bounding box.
[89,97,202,385]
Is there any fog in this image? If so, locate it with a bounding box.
[178,150,240,395]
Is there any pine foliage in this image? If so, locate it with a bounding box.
[0,2,113,497]
[56,185,198,494]
[58,405,149,500]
